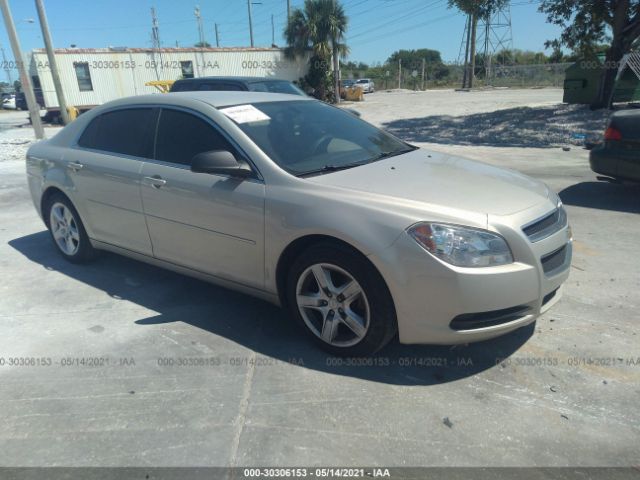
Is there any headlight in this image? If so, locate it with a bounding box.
[407,222,513,267]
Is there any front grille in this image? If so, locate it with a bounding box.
[541,245,569,276]
[522,206,567,242]
[450,305,531,331]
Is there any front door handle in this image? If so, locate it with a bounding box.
[67,162,84,172]
[143,175,167,188]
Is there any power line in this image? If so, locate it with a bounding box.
[352,12,459,47]
[347,0,446,40]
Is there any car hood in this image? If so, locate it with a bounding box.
[307,148,552,216]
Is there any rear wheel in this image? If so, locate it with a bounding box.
[286,243,397,356]
[44,193,96,263]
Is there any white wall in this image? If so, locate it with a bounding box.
[29,48,309,108]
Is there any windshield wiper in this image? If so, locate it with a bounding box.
[297,146,418,178]
[298,161,367,177]
[372,146,418,161]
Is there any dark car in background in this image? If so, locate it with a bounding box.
[170,76,307,96]
[173,75,361,117]
[590,109,640,183]
[15,90,45,111]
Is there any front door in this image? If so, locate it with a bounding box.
[140,108,265,290]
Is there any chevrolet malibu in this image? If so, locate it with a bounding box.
[26,92,572,356]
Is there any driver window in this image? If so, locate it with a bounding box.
[155,109,234,166]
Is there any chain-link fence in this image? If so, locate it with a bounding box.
[489,63,571,88]
[342,62,572,91]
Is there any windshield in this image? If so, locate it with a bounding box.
[248,81,306,96]
[226,100,414,176]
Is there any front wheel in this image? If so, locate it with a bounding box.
[44,193,96,263]
[286,243,397,356]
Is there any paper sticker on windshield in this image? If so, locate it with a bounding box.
[219,105,270,124]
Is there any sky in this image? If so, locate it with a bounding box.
[0,0,563,69]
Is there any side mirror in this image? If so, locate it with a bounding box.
[191,150,253,178]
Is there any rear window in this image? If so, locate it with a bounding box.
[77,108,156,158]
[170,82,189,92]
[198,83,245,91]
[171,81,246,92]
[248,81,305,96]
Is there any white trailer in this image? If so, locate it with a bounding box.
[28,47,308,121]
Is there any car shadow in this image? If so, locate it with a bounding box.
[9,231,533,386]
[559,181,640,214]
[382,104,609,148]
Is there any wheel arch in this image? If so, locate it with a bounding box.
[40,186,73,227]
[275,234,394,311]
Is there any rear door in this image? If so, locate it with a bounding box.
[68,107,157,255]
[140,107,265,289]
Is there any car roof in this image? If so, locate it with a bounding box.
[612,108,640,118]
[174,76,293,84]
[98,91,314,110]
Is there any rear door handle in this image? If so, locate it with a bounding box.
[143,175,167,188]
[67,162,84,171]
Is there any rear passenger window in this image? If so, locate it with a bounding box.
[78,108,156,158]
[155,109,235,166]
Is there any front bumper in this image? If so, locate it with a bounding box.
[368,207,572,345]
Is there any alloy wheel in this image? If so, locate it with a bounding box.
[49,202,80,256]
[295,263,370,347]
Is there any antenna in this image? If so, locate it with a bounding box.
[194,5,206,46]
[476,2,513,84]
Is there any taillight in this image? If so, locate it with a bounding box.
[604,126,623,141]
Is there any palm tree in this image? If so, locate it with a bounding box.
[285,0,348,103]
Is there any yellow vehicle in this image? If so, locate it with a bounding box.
[145,80,176,94]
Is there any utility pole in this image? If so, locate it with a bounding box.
[461,13,471,88]
[247,0,254,47]
[0,0,44,139]
[469,12,477,88]
[271,14,274,46]
[287,0,290,23]
[150,7,163,80]
[35,0,69,125]
[421,57,425,90]
[397,58,401,89]
[215,23,219,47]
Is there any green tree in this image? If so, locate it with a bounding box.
[387,49,450,83]
[387,48,444,66]
[285,0,348,102]
[539,0,640,109]
[194,41,211,48]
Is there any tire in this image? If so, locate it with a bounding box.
[286,242,397,356]
[44,193,96,263]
